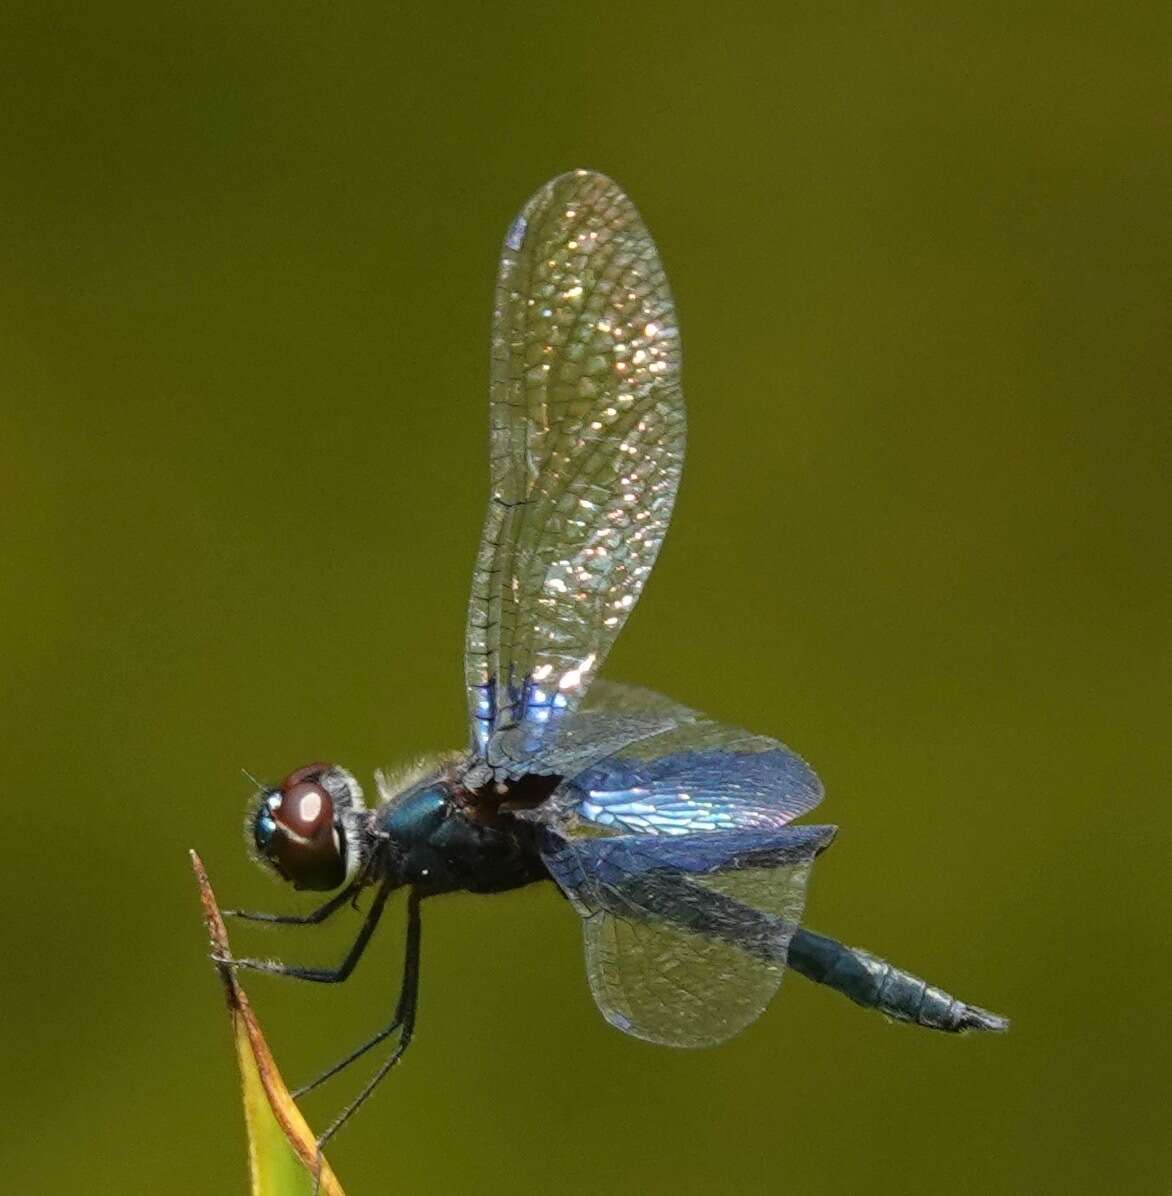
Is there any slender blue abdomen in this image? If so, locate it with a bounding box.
[786,928,1009,1033]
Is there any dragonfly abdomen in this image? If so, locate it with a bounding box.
[786,928,1008,1034]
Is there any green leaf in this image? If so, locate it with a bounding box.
[192,851,347,1196]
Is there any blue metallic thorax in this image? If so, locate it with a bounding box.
[378,783,449,850]
[374,778,549,897]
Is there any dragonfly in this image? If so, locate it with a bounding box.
[222,169,1008,1149]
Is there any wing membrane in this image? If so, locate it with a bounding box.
[480,679,700,782]
[527,684,824,833]
[543,827,832,1046]
[464,172,685,771]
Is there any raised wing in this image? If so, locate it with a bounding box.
[542,825,835,1046]
[464,172,685,777]
[525,683,824,834]
[473,679,698,782]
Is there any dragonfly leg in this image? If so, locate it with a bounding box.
[223,883,359,926]
[214,880,393,984]
[313,890,423,1151]
[292,890,422,1098]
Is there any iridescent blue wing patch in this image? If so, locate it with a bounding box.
[474,680,698,783]
[472,705,681,782]
[541,825,835,1046]
[522,684,823,834]
[462,173,684,781]
[570,744,821,834]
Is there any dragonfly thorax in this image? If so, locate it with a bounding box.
[373,771,552,897]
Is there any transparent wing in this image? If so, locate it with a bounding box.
[476,706,682,783]
[580,678,698,722]
[464,171,685,772]
[523,685,824,833]
[479,680,700,783]
[542,826,834,1046]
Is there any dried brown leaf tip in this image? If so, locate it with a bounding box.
[191,850,346,1196]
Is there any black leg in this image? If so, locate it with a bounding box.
[292,889,422,1098]
[216,880,393,984]
[312,889,423,1153]
[224,884,358,926]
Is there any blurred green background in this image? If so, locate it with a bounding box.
[2,3,1169,1193]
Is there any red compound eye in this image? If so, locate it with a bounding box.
[253,762,347,891]
[277,779,335,839]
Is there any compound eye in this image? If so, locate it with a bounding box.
[278,779,335,839]
[253,763,347,891]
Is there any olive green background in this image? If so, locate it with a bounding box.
[2,4,1168,1194]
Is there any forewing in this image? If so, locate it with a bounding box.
[479,680,700,783]
[543,827,832,1046]
[475,706,682,783]
[580,678,699,722]
[464,172,685,769]
[528,691,824,834]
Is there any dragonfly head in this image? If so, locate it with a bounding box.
[247,763,368,891]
